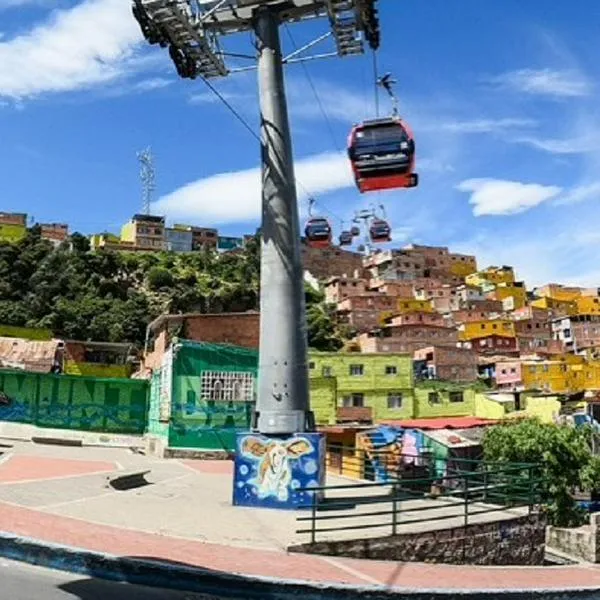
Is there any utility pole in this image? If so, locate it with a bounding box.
[253,7,312,434]
[132,0,381,509]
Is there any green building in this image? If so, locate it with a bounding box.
[308,352,415,425]
[308,352,478,425]
[147,340,258,454]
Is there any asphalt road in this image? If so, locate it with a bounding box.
[0,558,222,600]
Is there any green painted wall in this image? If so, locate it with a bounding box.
[64,360,132,379]
[147,368,169,439]
[0,224,27,244]
[0,325,53,340]
[309,352,414,423]
[413,386,476,419]
[168,341,257,451]
[0,369,148,434]
[310,376,337,425]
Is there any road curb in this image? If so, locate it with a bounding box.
[1,532,600,599]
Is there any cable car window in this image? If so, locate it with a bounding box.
[355,124,407,149]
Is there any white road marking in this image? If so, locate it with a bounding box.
[316,555,382,586]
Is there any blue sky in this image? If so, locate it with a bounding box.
[1,0,600,286]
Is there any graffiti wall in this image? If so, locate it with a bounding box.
[167,341,258,452]
[0,370,148,435]
[233,432,326,510]
[356,426,426,481]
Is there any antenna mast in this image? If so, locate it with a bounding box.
[137,146,155,215]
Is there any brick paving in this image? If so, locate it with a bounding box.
[0,442,599,592]
[0,455,115,484]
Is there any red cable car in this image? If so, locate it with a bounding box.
[348,117,418,193]
[369,219,392,243]
[304,217,332,249]
[339,230,353,246]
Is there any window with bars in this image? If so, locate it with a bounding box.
[200,371,255,402]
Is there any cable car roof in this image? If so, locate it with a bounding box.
[356,117,401,128]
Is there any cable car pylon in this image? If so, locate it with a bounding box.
[131,0,382,511]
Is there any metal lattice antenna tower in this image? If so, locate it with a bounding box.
[137,147,156,215]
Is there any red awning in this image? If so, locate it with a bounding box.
[380,416,499,430]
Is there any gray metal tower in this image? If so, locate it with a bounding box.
[137,146,156,215]
[132,0,380,436]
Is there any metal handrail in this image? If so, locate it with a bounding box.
[297,459,542,544]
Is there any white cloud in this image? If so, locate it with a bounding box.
[437,117,536,134]
[514,133,600,155]
[489,68,592,98]
[556,181,600,205]
[456,178,562,216]
[0,0,144,99]
[152,151,354,225]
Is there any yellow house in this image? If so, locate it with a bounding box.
[530,296,576,314]
[465,266,515,288]
[121,214,166,250]
[459,319,515,341]
[521,361,571,393]
[488,282,527,310]
[580,361,600,390]
[395,298,434,314]
[573,296,600,316]
[534,284,582,302]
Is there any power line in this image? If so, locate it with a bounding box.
[200,77,260,143]
[198,67,347,225]
[283,24,341,154]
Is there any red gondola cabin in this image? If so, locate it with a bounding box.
[348,117,418,193]
[304,217,332,249]
[369,219,391,243]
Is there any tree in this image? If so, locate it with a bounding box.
[482,418,599,527]
[0,232,339,350]
[305,284,345,352]
[146,267,175,291]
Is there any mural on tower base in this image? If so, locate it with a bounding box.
[232,431,325,510]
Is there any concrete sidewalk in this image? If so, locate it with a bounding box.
[0,439,599,595]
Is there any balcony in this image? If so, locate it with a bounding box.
[336,406,373,424]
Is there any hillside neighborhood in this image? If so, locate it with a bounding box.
[0,209,599,445]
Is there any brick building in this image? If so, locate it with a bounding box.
[358,323,458,354]
[40,223,69,246]
[413,345,478,383]
[144,312,260,370]
[337,294,398,332]
[460,335,519,357]
[367,279,417,298]
[324,276,368,304]
[301,245,364,280]
[385,312,447,327]
[552,315,600,352]
[414,283,461,313]
[363,248,426,280]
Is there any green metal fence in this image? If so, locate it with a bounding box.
[298,453,542,544]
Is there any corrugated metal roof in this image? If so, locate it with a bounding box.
[0,337,59,373]
[380,416,499,430]
[422,428,479,448]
